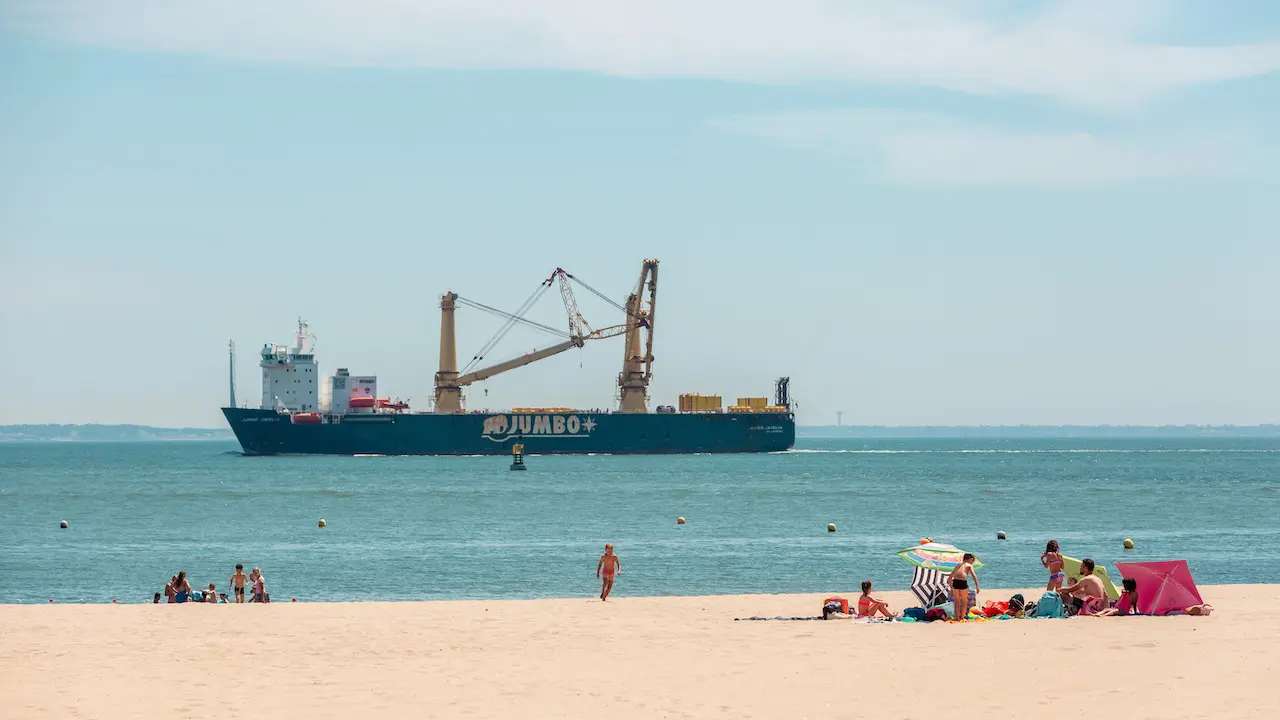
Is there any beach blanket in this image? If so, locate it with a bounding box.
[734,616,896,622]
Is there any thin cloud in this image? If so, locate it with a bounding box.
[713,109,1252,187]
[3,1,1279,109]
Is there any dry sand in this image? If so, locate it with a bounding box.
[2,585,1277,719]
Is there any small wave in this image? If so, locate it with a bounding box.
[1261,487,1276,493]
[353,454,384,457]
[314,490,354,497]
[981,489,1000,494]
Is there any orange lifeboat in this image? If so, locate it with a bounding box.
[348,397,376,408]
[292,412,322,424]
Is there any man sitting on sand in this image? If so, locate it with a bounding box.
[1058,558,1107,614]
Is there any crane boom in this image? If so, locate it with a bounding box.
[455,337,585,387]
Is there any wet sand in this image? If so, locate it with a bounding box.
[2,585,1276,719]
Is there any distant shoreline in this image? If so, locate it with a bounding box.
[0,425,234,443]
[4,423,1280,443]
[798,424,1280,438]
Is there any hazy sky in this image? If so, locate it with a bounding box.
[2,1,1279,427]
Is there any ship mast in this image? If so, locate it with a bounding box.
[228,340,237,408]
[618,259,658,413]
[434,292,463,413]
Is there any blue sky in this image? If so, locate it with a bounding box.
[1,1,1279,427]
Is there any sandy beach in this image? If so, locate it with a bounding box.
[2,585,1277,719]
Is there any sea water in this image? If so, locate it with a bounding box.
[1,437,1277,603]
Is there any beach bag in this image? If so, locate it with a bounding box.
[903,607,927,621]
[1032,591,1064,618]
[982,601,1008,618]
[923,608,948,622]
[823,597,849,614]
[1008,594,1025,614]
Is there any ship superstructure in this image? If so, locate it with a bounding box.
[222,260,795,455]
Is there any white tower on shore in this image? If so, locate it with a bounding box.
[259,318,319,412]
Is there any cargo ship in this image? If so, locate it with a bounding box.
[222,260,795,455]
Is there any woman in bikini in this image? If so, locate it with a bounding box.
[948,553,979,620]
[1041,540,1065,591]
[857,580,896,618]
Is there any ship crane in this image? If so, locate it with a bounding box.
[433,263,651,413]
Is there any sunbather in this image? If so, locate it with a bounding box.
[857,581,895,618]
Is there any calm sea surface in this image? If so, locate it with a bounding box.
[2,438,1277,604]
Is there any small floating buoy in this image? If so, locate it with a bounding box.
[318,519,326,528]
[292,597,297,602]
[827,523,837,532]
[59,520,68,529]
[920,537,933,545]
[996,531,1007,540]
[1123,538,1135,549]
[676,516,686,525]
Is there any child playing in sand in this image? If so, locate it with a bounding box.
[230,564,248,603]
[596,544,621,601]
[204,583,217,604]
[948,553,979,620]
[1041,540,1065,591]
[857,580,895,618]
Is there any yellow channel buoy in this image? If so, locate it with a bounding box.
[1123,538,1134,549]
[318,518,327,528]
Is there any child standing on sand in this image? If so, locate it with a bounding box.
[948,553,979,620]
[1041,540,1065,591]
[230,564,248,604]
[596,544,621,601]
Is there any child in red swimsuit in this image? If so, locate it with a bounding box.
[596,544,621,601]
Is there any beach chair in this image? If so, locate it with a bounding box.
[910,567,949,608]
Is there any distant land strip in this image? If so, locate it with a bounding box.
[4,423,1280,442]
[0,425,235,442]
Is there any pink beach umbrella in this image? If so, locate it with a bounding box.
[1114,560,1203,616]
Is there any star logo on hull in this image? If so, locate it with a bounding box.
[583,417,597,432]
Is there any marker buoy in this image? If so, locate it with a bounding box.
[1123,538,1135,549]
[59,520,68,529]
[996,531,1007,540]
[676,516,686,525]
[827,523,837,532]
[318,519,327,528]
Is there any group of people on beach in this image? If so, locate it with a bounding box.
[155,564,268,604]
[824,539,1146,621]
[1040,540,1138,617]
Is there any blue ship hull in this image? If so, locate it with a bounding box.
[222,407,795,456]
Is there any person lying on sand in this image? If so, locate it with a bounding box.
[1058,558,1106,614]
[857,581,896,618]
